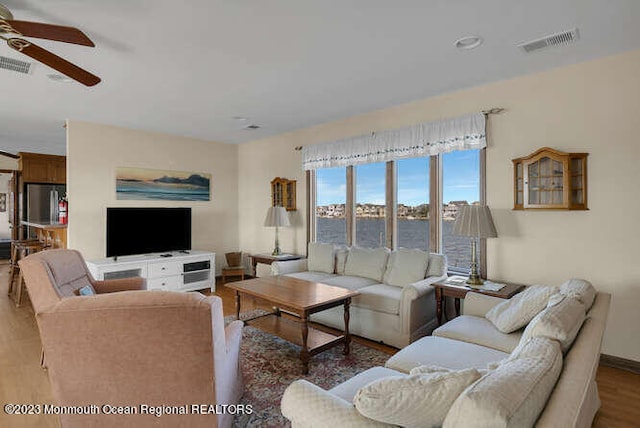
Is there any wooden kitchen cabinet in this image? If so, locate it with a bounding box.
[19,152,66,184]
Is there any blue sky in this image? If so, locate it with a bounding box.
[316,150,480,206]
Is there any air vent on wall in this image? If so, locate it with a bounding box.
[0,55,34,74]
[518,28,579,53]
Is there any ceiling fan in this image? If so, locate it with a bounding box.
[0,3,100,86]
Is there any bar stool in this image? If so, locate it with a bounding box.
[8,239,45,307]
[221,252,245,285]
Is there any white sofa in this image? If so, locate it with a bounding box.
[281,280,611,427]
[271,243,448,348]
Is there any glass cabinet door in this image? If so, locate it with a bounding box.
[524,155,567,208]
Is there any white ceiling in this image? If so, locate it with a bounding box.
[1,0,640,155]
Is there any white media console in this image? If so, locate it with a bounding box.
[86,250,215,293]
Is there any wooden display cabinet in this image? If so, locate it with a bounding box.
[271,177,296,211]
[513,147,588,210]
[19,152,66,184]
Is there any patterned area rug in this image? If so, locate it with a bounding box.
[228,311,390,427]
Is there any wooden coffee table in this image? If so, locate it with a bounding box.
[227,275,359,374]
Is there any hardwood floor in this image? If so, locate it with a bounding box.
[0,264,638,427]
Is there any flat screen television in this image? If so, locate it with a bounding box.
[106,207,191,258]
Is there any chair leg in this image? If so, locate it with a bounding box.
[7,244,18,296]
[14,270,24,308]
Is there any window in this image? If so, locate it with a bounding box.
[355,163,386,248]
[397,157,429,251]
[315,167,347,245]
[312,149,483,274]
[442,150,481,272]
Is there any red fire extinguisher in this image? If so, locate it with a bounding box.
[58,198,68,224]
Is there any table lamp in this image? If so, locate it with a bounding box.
[452,204,497,285]
[264,206,290,256]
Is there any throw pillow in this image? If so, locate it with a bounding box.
[354,368,481,428]
[307,242,335,274]
[383,248,430,287]
[559,278,596,310]
[344,247,389,282]
[444,337,562,428]
[485,284,557,333]
[515,293,586,354]
[426,253,446,278]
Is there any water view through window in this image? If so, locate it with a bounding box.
[315,150,481,273]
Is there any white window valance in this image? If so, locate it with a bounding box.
[302,112,486,170]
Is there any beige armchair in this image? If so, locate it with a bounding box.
[20,249,244,428]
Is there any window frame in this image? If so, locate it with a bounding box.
[309,148,487,276]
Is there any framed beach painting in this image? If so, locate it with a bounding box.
[116,167,211,201]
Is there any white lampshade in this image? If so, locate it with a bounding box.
[452,205,497,238]
[264,206,290,227]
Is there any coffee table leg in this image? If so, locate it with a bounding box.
[301,312,310,375]
[235,291,241,320]
[344,298,351,355]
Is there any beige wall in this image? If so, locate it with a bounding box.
[67,122,239,273]
[238,49,640,362]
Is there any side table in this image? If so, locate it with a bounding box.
[249,253,303,277]
[433,277,525,326]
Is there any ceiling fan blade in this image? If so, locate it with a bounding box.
[7,38,101,86]
[4,20,95,47]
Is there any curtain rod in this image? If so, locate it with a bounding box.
[294,108,504,151]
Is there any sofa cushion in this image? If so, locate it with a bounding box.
[433,315,522,353]
[353,284,402,315]
[329,366,403,402]
[344,247,389,282]
[321,275,379,291]
[559,278,596,311]
[444,337,563,428]
[486,285,557,333]
[516,293,586,354]
[285,271,337,283]
[354,368,482,428]
[335,246,349,275]
[307,242,335,274]
[386,336,509,374]
[383,248,430,287]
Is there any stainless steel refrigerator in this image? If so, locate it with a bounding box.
[22,184,66,238]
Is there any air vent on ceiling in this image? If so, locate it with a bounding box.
[244,124,261,130]
[0,55,34,74]
[518,28,579,53]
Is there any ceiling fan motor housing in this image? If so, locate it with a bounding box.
[0,4,13,21]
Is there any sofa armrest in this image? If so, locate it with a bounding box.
[462,292,506,317]
[92,277,146,293]
[399,274,447,335]
[281,380,388,427]
[271,259,308,275]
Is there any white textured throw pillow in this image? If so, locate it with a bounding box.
[354,368,481,428]
[559,278,596,310]
[444,337,563,428]
[344,247,389,282]
[516,293,586,354]
[307,242,335,274]
[383,248,430,287]
[486,284,557,333]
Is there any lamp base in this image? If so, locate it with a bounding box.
[465,274,484,286]
[271,247,282,256]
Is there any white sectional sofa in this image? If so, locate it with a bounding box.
[281,279,611,428]
[271,243,448,348]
